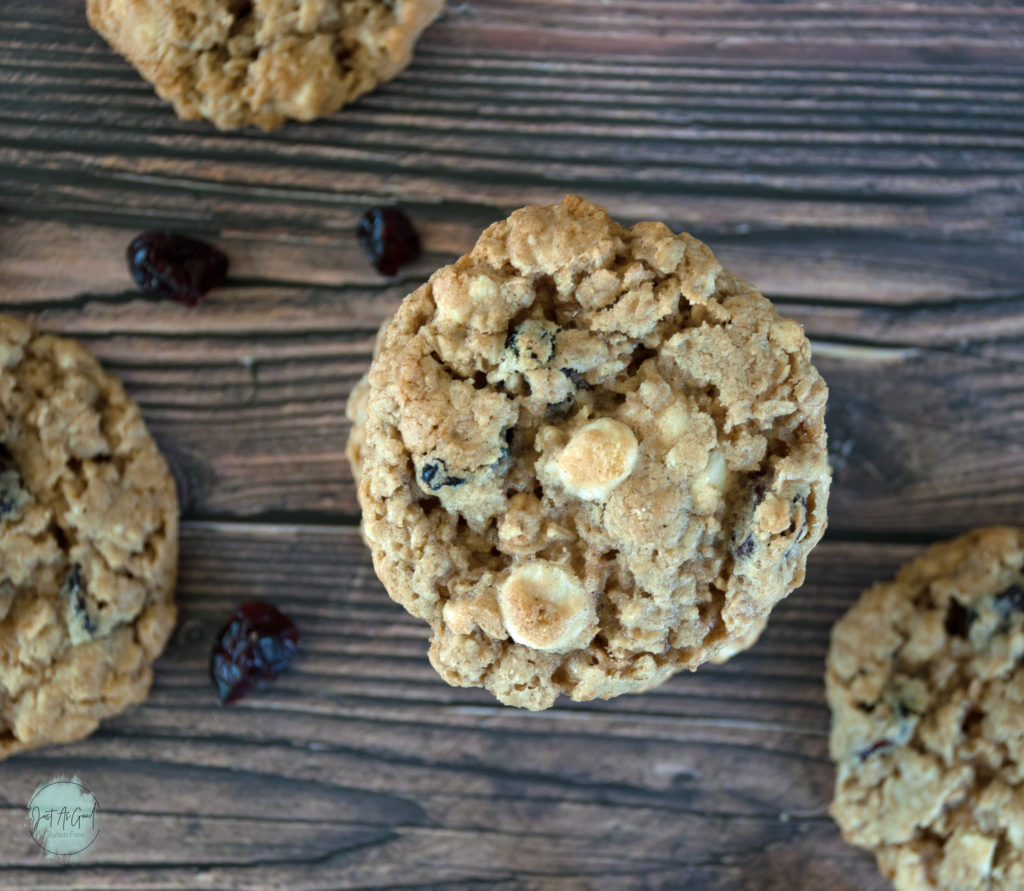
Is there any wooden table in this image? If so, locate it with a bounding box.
[1,2,1022,888]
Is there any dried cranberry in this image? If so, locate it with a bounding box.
[210,601,299,703]
[419,458,466,491]
[995,585,1024,614]
[61,565,97,635]
[127,232,228,306]
[734,535,755,559]
[356,207,421,276]
[857,739,893,761]
[748,470,771,506]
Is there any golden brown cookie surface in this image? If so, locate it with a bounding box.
[828,527,1024,891]
[0,316,178,758]
[87,0,445,130]
[351,195,830,709]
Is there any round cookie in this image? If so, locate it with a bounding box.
[351,195,831,710]
[87,0,446,130]
[827,527,1024,891]
[0,316,178,759]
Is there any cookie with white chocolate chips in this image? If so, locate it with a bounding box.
[828,527,1024,891]
[0,316,178,758]
[350,195,830,709]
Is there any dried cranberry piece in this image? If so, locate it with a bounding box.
[0,446,23,519]
[210,601,299,703]
[62,565,97,635]
[995,585,1024,614]
[857,739,894,761]
[356,207,421,276]
[748,469,772,506]
[734,535,755,559]
[127,232,228,306]
[419,457,466,491]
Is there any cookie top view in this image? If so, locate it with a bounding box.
[86,0,446,130]
[0,316,178,759]
[828,526,1024,891]
[349,195,831,709]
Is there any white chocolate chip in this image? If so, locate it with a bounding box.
[469,275,499,302]
[555,417,638,501]
[937,832,995,887]
[692,450,728,514]
[498,560,596,652]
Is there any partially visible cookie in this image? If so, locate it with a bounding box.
[87,0,445,130]
[0,316,178,759]
[349,195,831,709]
[827,527,1024,891]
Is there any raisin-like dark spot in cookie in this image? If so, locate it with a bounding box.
[748,470,772,506]
[945,599,972,638]
[986,584,1024,633]
[127,232,228,306]
[791,494,809,539]
[994,585,1024,615]
[735,535,755,559]
[356,207,422,276]
[0,480,19,518]
[560,367,590,390]
[210,601,299,703]
[857,739,894,761]
[62,565,96,635]
[420,458,466,492]
[497,427,515,463]
[504,320,557,367]
[0,444,23,520]
[891,697,917,719]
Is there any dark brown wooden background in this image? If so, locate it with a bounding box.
[1,1,1022,888]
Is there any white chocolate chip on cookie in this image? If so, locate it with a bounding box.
[498,561,596,652]
[555,417,639,501]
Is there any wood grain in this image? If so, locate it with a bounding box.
[0,526,903,890]
[1,0,1023,887]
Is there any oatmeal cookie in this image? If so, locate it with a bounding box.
[350,195,830,709]
[828,527,1024,891]
[86,0,445,130]
[0,316,178,759]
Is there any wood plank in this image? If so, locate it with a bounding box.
[0,524,909,889]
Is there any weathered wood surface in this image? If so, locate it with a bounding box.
[0,0,1022,887]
